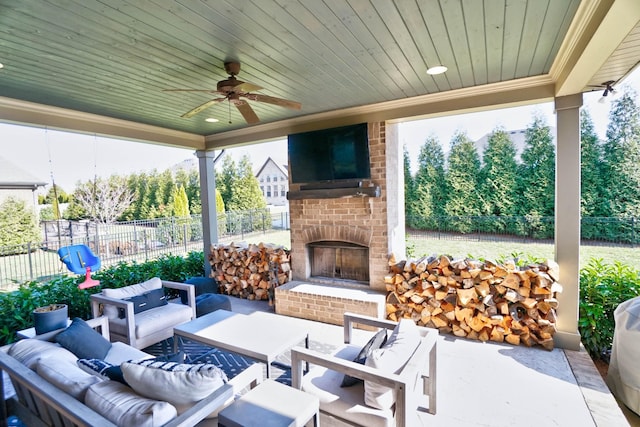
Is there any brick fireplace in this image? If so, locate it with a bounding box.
[275,121,405,325]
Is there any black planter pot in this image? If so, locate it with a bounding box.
[33,304,69,335]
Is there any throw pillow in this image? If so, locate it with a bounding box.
[364,319,422,409]
[121,359,228,408]
[117,288,168,319]
[102,277,163,319]
[55,317,112,360]
[340,328,388,387]
[77,358,128,385]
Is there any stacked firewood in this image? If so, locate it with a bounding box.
[385,254,562,350]
[209,242,291,301]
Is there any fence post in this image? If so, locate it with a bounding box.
[183,223,188,253]
[144,230,149,261]
[134,222,138,254]
[28,242,34,281]
[95,222,101,257]
[262,211,266,234]
[171,217,176,246]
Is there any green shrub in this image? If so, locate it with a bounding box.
[579,258,640,361]
[0,251,205,346]
[0,197,41,253]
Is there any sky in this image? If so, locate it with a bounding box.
[1,67,639,192]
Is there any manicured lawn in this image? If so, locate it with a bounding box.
[407,237,640,270]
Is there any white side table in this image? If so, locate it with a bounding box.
[17,319,72,339]
[219,379,319,427]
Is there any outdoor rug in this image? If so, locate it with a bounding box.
[145,337,337,386]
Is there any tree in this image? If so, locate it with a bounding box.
[479,127,518,216]
[444,131,482,231]
[43,184,69,204]
[580,109,607,218]
[602,86,640,217]
[228,155,267,211]
[73,175,134,224]
[218,155,239,209]
[515,114,555,217]
[403,145,417,223]
[410,136,447,229]
[173,185,190,218]
[0,197,41,251]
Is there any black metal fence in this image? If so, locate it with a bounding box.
[406,215,640,246]
[1,210,290,291]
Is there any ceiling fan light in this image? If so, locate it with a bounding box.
[427,65,447,75]
[205,117,219,123]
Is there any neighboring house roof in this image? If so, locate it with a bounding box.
[474,127,557,162]
[0,156,48,190]
[255,157,288,179]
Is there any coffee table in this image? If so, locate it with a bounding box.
[173,310,309,378]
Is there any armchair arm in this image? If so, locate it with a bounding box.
[162,280,196,319]
[227,363,263,394]
[343,312,398,344]
[90,294,137,347]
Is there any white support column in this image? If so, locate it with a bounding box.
[553,93,583,350]
[385,121,406,259]
[196,150,218,278]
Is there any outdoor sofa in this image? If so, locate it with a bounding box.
[0,316,263,426]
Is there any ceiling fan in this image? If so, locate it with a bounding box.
[164,62,301,124]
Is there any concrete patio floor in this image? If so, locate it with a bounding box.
[229,297,634,427]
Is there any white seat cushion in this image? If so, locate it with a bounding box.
[85,380,177,427]
[108,303,193,338]
[301,345,394,427]
[105,342,153,364]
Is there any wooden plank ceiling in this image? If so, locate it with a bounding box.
[0,0,638,148]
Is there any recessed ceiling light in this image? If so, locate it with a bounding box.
[427,65,447,75]
[205,118,219,123]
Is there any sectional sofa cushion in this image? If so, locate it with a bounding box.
[121,359,228,410]
[8,339,77,370]
[37,357,102,400]
[364,319,421,409]
[56,317,112,360]
[85,380,177,427]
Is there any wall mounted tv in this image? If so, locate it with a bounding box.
[288,123,370,185]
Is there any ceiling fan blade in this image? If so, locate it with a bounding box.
[181,98,225,118]
[234,100,260,124]
[164,89,216,93]
[235,81,263,92]
[247,93,302,110]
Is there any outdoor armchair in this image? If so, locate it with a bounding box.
[91,277,196,349]
[291,312,437,427]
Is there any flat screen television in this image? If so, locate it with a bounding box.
[288,123,370,185]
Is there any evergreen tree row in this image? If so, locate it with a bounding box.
[57,153,266,222]
[405,87,640,242]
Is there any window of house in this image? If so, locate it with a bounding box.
[267,185,271,197]
[266,176,271,182]
[281,190,286,197]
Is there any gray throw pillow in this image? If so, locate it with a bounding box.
[340,328,388,387]
[56,317,112,360]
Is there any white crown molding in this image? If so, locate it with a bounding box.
[0,96,204,149]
